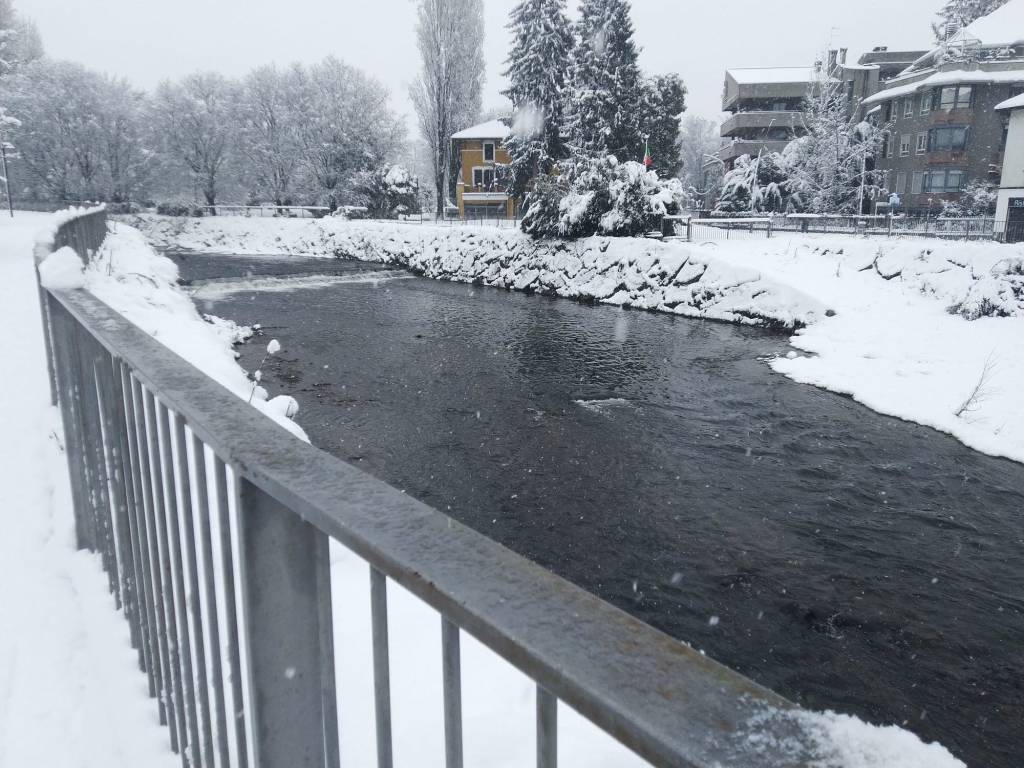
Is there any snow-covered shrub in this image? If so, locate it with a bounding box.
[521,155,685,239]
[714,152,796,214]
[353,164,421,219]
[940,180,998,217]
[948,257,1024,319]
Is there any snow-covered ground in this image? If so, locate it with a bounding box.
[128,214,1024,465]
[0,212,178,768]
[2,211,969,766]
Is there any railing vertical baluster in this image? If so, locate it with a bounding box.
[144,389,189,757]
[93,346,140,650]
[537,686,557,768]
[235,477,339,768]
[158,401,201,767]
[213,459,250,768]
[73,325,118,597]
[441,617,463,768]
[190,438,231,768]
[48,297,96,552]
[370,567,393,768]
[131,377,177,744]
[121,364,159,695]
[173,418,215,768]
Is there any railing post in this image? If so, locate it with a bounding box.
[236,477,339,768]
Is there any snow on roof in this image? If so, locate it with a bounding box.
[961,0,1024,46]
[727,67,821,85]
[451,119,511,140]
[862,68,1024,105]
[996,92,1024,110]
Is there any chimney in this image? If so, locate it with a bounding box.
[840,48,848,64]
[828,50,838,72]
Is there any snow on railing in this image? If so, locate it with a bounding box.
[36,207,940,768]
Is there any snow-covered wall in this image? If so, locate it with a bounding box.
[124,215,827,329]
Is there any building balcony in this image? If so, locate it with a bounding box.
[716,139,792,165]
[721,111,802,138]
[930,108,975,125]
[926,150,969,165]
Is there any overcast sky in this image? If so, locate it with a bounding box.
[18,0,938,125]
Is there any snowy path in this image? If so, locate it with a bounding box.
[0,214,177,768]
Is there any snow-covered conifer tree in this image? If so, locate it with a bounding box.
[501,0,574,198]
[932,0,1009,41]
[564,0,645,162]
[639,73,686,177]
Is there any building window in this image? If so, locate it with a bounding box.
[483,142,496,162]
[916,133,928,154]
[900,134,911,156]
[912,171,925,194]
[882,132,893,158]
[904,98,914,118]
[896,172,907,194]
[925,168,965,193]
[934,85,973,111]
[928,126,969,152]
[472,168,483,187]
[884,101,893,122]
[919,94,930,115]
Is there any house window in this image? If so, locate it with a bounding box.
[884,101,893,122]
[483,142,496,162]
[916,132,928,154]
[895,172,907,194]
[900,134,911,156]
[472,168,483,187]
[928,126,969,152]
[912,171,925,194]
[882,132,893,158]
[483,168,495,188]
[935,85,973,111]
[919,94,930,115]
[904,98,914,118]
[925,168,965,193]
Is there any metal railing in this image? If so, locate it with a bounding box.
[36,208,824,768]
[665,213,1003,242]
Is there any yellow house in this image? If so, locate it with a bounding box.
[452,120,517,219]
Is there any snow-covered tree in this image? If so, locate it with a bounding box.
[96,76,154,203]
[713,152,793,214]
[783,74,886,214]
[941,179,998,216]
[502,0,574,199]
[932,0,1009,41]
[354,164,421,218]
[410,0,486,217]
[564,0,646,162]
[0,0,42,77]
[522,154,685,238]
[639,73,686,177]
[153,73,238,208]
[236,64,303,206]
[677,114,722,200]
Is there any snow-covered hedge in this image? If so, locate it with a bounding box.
[126,214,826,329]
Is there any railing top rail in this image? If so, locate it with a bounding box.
[49,281,818,768]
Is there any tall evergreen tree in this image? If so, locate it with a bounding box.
[502,0,574,199]
[564,0,645,162]
[932,0,1009,42]
[639,73,686,176]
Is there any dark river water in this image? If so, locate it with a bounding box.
[176,252,1024,767]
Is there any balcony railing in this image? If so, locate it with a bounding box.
[37,207,835,768]
[721,111,802,138]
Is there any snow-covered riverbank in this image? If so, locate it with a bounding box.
[127,214,1024,465]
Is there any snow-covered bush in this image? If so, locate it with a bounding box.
[714,152,796,214]
[353,164,421,219]
[940,180,998,217]
[521,155,685,239]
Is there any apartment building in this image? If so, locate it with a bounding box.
[862,1,1024,213]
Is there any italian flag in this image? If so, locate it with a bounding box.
[643,138,653,168]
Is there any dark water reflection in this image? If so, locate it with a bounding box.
[179,253,1024,767]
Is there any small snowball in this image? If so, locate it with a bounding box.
[708,615,720,627]
[39,247,85,291]
[266,339,281,355]
[266,395,300,419]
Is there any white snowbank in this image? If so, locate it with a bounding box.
[38,245,86,290]
[81,223,307,441]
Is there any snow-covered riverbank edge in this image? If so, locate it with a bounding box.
[126,214,1024,465]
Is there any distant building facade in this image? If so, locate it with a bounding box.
[861,4,1024,214]
[451,120,517,220]
[994,93,1024,241]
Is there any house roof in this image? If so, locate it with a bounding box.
[996,92,1024,110]
[451,119,511,140]
[862,67,1024,106]
[726,67,821,85]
